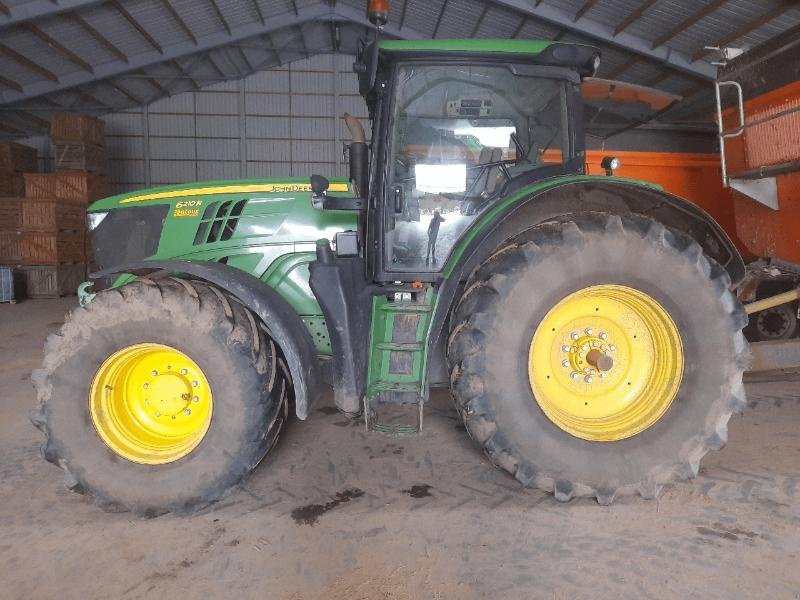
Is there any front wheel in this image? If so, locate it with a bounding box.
[447,213,749,504]
[31,278,289,516]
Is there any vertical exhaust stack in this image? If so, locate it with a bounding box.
[343,113,369,200]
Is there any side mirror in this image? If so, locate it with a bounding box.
[310,174,330,208]
[311,174,330,196]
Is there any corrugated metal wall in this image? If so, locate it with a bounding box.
[25,53,368,195]
[19,49,717,192]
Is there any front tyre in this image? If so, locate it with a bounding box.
[31,278,288,516]
[447,213,749,504]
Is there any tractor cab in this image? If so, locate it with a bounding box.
[351,39,600,281]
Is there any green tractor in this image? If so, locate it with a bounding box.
[32,4,748,515]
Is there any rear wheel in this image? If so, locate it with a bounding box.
[448,213,749,503]
[31,278,289,516]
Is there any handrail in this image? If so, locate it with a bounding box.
[714,80,745,187]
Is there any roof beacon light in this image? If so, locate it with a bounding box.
[368,0,389,27]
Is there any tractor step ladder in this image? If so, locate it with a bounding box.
[364,290,434,434]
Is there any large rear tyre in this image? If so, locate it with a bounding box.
[447,213,749,504]
[31,278,289,516]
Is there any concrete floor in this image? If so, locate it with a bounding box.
[1,298,799,600]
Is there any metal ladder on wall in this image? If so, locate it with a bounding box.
[714,79,800,210]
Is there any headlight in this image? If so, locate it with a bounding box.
[87,211,109,231]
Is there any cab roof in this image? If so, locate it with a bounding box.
[378,39,557,55]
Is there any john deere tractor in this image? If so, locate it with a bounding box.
[32,3,748,515]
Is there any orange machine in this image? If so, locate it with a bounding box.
[583,150,746,255]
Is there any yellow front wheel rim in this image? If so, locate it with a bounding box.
[89,343,213,465]
[529,285,683,442]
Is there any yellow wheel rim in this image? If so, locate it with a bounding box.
[89,343,213,464]
[529,285,683,442]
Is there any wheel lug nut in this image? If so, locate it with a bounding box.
[181,368,188,375]
[151,370,157,376]
[585,328,593,335]
[561,345,570,353]
[599,372,607,378]
[561,360,570,368]
[609,344,616,351]
[193,396,199,403]
[570,332,579,340]
[192,381,198,387]
[584,375,593,383]
[184,409,191,416]
[143,383,148,389]
[599,332,607,340]
[570,372,580,380]
[154,411,161,417]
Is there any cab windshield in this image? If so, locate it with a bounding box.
[386,63,572,272]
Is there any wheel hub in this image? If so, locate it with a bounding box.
[561,330,616,383]
[89,343,212,464]
[529,285,684,442]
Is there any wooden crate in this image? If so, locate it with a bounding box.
[54,142,107,174]
[0,143,38,173]
[0,230,22,264]
[21,198,85,232]
[0,172,25,196]
[24,173,58,198]
[0,198,23,230]
[56,172,107,205]
[20,230,85,265]
[51,112,105,147]
[17,264,86,298]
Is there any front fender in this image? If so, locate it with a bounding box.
[91,260,323,420]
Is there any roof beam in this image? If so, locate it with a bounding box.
[161,0,197,45]
[0,0,104,29]
[650,0,728,49]
[111,0,163,54]
[0,43,59,81]
[14,109,50,129]
[250,0,265,25]
[72,13,130,63]
[0,2,333,105]
[208,0,231,36]
[613,0,658,35]
[485,0,716,79]
[105,79,144,104]
[574,0,600,22]
[470,2,490,37]
[0,74,23,92]
[691,2,795,61]
[22,22,95,73]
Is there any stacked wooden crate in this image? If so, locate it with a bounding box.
[0,114,107,297]
[0,142,37,197]
[51,112,108,174]
[51,112,107,281]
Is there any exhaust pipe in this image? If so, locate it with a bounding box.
[343,113,368,199]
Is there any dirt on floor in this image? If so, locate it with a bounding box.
[1,298,799,600]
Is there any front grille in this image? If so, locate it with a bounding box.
[90,204,169,277]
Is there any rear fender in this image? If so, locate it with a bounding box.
[91,260,322,419]
[429,179,745,368]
